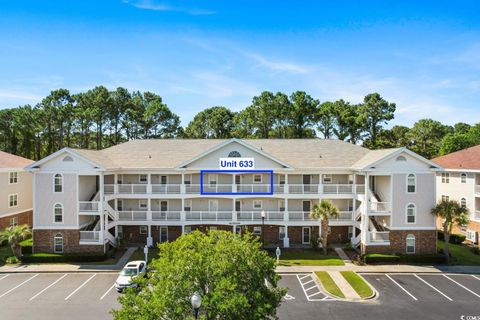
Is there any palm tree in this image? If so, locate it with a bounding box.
[310,199,339,255]
[431,200,468,263]
[0,224,31,259]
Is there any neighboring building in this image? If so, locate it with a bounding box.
[0,151,34,230]
[26,139,440,255]
[432,145,480,245]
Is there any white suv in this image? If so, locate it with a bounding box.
[115,260,147,292]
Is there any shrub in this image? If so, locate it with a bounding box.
[20,238,33,255]
[310,236,320,250]
[6,256,19,264]
[437,230,444,240]
[470,246,480,255]
[449,233,466,244]
[363,254,400,264]
[21,253,108,263]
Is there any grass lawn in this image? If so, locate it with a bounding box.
[314,271,345,298]
[438,240,480,265]
[275,249,344,266]
[0,245,13,266]
[340,271,373,299]
[128,247,160,264]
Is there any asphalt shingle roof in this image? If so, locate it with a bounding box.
[432,144,480,170]
[0,151,34,169]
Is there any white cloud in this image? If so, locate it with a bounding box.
[246,53,311,74]
[123,0,215,15]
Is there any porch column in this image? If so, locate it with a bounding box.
[232,224,237,236]
[147,174,152,194]
[284,174,288,194]
[232,199,237,222]
[181,224,185,234]
[114,225,118,238]
[114,173,118,194]
[283,225,289,248]
[99,173,105,244]
[284,198,289,221]
[147,225,153,247]
[362,173,370,244]
[181,173,185,193]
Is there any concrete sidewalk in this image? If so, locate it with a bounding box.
[276,264,480,274]
[0,247,137,273]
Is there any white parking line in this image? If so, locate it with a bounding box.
[0,274,39,299]
[298,274,310,281]
[472,275,480,281]
[29,274,68,301]
[100,284,116,300]
[385,274,417,301]
[414,274,452,301]
[305,285,317,292]
[0,274,9,281]
[443,275,480,298]
[64,274,96,300]
[302,279,314,286]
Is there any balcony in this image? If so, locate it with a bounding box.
[152,184,181,194]
[152,211,181,221]
[185,211,233,221]
[237,211,284,221]
[78,201,101,213]
[79,231,101,243]
[369,202,391,215]
[331,211,354,221]
[368,231,390,243]
[118,211,148,221]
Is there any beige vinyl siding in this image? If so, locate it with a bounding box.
[0,171,32,216]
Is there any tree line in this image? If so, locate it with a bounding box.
[0,86,479,161]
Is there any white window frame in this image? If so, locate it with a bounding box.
[461,197,467,209]
[139,226,148,235]
[139,174,148,183]
[54,234,63,253]
[139,199,148,209]
[8,193,18,208]
[406,234,415,254]
[322,174,332,184]
[461,173,467,184]
[406,174,416,194]
[53,173,63,193]
[406,203,416,224]
[466,230,478,244]
[10,216,18,227]
[253,174,262,183]
[53,203,64,223]
[279,226,286,240]
[253,200,263,210]
[302,227,311,244]
[441,172,450,184]
[253,226,262,235]
[9,172,18,184]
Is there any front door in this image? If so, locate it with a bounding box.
[159,227,168,243]
[303,175,311,193]
[235,200,241,212]
[235,175,241,191]
[302,227,311,244]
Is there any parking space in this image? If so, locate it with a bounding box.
[278,273,335,303]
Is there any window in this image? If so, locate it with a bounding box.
[54,203,63,223]
[406,204,416,224]
[228,150,241,157]
[407,174,416,193]
[184,199,191,212]
[461,198,467,209]
[184,226,192,234]
[9,172,18,184]
[54,234,63,253]
[461,173,467,183]
[323,174,332,183]
[160,175,167,185]
[10,216,18,227]
[441,195,450,202]
[254,174,262,183]
[253,200,263,209]
[253,226,262,235]
[302,227,311,244]
[396,156,407,162]
[441,173,450,184]
[279,226,286,240]
[139,199,148,209]
[8,194,18,207]
[160,227,168,242]
[160,201,168,212]
[139,175,147,183]
[139,226,148,235]
[54,174,63,192]
[406,234,415,254]
[279,200,285,212]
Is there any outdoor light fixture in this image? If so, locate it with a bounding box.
[191,291,202,319]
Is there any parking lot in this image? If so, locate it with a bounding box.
[2,272,480,319]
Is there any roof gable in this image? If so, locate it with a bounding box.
[26,148,104,172]
[354,148,442,172]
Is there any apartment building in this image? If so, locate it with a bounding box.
[0,151,33,230]
[26,138,440,255]
[432,145,480,245]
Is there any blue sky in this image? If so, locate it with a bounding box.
[1,0,480,127]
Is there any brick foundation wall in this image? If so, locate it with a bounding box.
[362,229,437,255]
[0,210,33,230]
[33,229,104,254]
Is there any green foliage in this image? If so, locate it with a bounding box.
[310,236,320,250]
[21,252,108,263]
[0,225,31,258]
[113,231,286,320]
[310,199,339,255]
[470,246,480,255]
[340,271,373,298]
[438,240,480,265]
[315,271,345,298]
[6,256,19,264]
[184,106,235,138]
[363,253,400,264]
[359,93,396,148]
[408,118,453,158]
[272,249,344,266]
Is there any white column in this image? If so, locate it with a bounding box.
[114,173,118,194]
[362,173,370,244]
[114,225,118,238]
[181,173,185,194]
[99,173,105,243]
[283,225,289,248]
[147,174,152,194]
[284,174,288,194]
[284,198,289,221]
[147,225,153,247]
[182,224,185,234]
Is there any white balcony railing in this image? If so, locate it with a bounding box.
[369,231,390,243]
[185,211,233,221]
[288,184,319,194]
[79,231,101,243]
[78,201,100,213]
[152,211,181,221]
[288,211,312,221]
[331,211,353,221]
[152,184,181,194]
[323,184,353,194]
[236,211,284,221]
[369,202,391,213]
[117,211,148,221]
[185,184,201,194]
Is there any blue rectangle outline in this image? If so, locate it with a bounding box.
[200,169,274,195]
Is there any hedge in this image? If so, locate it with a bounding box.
[20,238,33,255]
[364,253,446,264]
[437,231,466,244]
[21,253,108,263]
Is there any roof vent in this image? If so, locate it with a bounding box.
[396,156,407,162]
[228,151,241,158]
[149,155,152,159]
[63,156,73,162]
